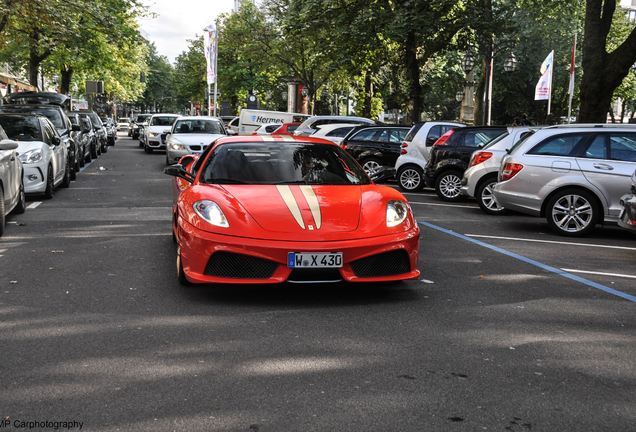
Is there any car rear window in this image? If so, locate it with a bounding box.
[455,129,506,147]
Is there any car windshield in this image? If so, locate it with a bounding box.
[0,116,42,141]
[201,142,371,185]
[174,119,223,134]
[135,115,150,122]
[151,116,177,126]
[88,113,103,127]
[1,107,65,129]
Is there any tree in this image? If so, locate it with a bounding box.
[579,0,636,122]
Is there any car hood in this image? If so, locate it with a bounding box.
[15,140,46,155]
[172,133,226,146]
[223,184,362,234]
[147,125,172,133]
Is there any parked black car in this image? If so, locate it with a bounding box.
[70,112,100,159]
[341,125,410,176]
[424,126,507,201]
[101,117,117,146]
[0,102,81,180]
[68,113,93,165]
[131,113,151,141]
[72,111,107,154]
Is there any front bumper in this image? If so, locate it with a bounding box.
[167,148,200,164]
[177,218,421,285]
[23,163,47,193]
[618,194,636,232]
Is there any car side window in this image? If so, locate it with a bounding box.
[582,135,608,159]
[350,129,377,141]
[426,125,442,145]
[265,125,279,133]
[42,122,55,145]
[528,134,587,157]
[389,129,407,144]
[326,127,353,138]
[609,134,636,162]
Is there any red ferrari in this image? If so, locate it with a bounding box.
[165,135,420,285]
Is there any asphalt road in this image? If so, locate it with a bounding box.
[1,136,635,432]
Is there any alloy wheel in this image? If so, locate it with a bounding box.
[399,168,421,191]
[362,160,381,176]
[480,181,504,212]
[438,173,462,199]
[551,194,593,233]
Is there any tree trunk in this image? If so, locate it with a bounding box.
[474,58,488,126]
[579,0,636,122]
[608,104,616,123]
[620,99,626,123]
[405,31,422,123]
[362,70,373,118]
[28,30,40,87]
[60,66,73,94]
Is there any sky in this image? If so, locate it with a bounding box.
[138,0,235,63]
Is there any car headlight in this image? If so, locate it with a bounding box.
[19,149,43,164]
[386,200,409,227]
[149,132,159,137]
[193,200,229,228]
[169,139,186,150]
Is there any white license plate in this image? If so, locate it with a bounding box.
[287,252,343,268]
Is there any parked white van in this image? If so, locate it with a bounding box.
[238,109,309,135]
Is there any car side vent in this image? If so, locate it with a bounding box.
[205,252,278,279]
[350,250,410,277]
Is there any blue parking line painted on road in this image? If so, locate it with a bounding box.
[418,220,636,303]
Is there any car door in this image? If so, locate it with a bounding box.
[43,121,63,182]
[385,128,408,165]
[576,133,636,218]
[0,127,18,207]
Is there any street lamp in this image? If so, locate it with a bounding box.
[485,49,518,125]
[462,51,475,74]
[504,53,518,73]
[459,50,477,124]
[455,90,464,102]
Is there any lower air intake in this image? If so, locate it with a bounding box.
[350,250,411,278]
[205,252,278,279]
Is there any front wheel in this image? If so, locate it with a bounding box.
[435,170,463,202]
[144,145,153,154]
[361,158,382,177]
[90,143,98,159]
[0,186,5,237]
[13,182,26,214]
[546,189,598,237]
[476,178,506,215]
[397,166,424,192]
[43,165,54,199]
[61,161,71,188]
[176,247,192,286]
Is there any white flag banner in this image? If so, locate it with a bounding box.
[203,23,218,85]
[534,50,554,101]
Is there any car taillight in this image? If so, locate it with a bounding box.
[469,151,493,168]
[500,163,524,181]
[400,142,409,155]
[433,130,454,146]
[340,143,348,149]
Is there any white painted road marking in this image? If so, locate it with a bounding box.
[420,279,435,284]
[410,201,477,209]
[465,234,636,251]
[26,202,42,210]
[561,269,636,280]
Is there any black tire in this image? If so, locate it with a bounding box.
[397,165,425,192]
[0,185,5,237]
[101,142,108,153]
[96,142,102,156]
[476,176,506,215]
[80,150,86,167]
[13,181,26,214]
[43,165,54,199]
[435,170,464,202]
[90,143,98,159]
[138,140,143,148]
[70,157,77,180]
[61,161,71,188]
[144,145,153,154]
[176,247,192,286]
[545,188,599,237]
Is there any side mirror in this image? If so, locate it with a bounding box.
[164,164,194,183]
[426,137,438,147]
[72,124,81,132]
[52,136,61,146]
[0,139,18,151]
[179,154,198,170]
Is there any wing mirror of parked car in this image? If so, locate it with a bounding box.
[52,136,61,146]
[72,124,81,132]
[0,139,18,151]
[164,164,194,183]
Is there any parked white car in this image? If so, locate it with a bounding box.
[0,113,70,198]
[461,126,537,214]
[144,114,180,153]
[294,115,375,137]
[310,123,359,145]
[166,116,227,165]
[395,121,464,192]
[117,117,130,132]
[0,125,26,237]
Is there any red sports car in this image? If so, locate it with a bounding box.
[165,135,420,285]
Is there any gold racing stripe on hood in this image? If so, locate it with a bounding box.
[276,185,305,229]
[299,185,322,229]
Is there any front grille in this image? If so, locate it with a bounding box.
[350,250,410,278]
[288,269,342,283]
[204,252,278,279]
[190,145,202,151]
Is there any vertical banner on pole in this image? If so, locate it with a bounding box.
[203,22,218,115]
[535,50,554,116]
[567,36,577,123]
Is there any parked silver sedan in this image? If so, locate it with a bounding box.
[461,126,536,214]
[619,170,636,233]
[0,125,26,237]
[165,116,226,165]
[493,124,636,236]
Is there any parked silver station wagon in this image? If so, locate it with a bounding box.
[493,125,636,236]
